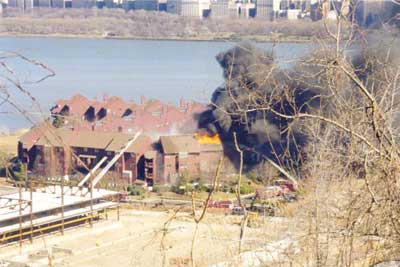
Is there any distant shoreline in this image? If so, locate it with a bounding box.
[0,32,313,43]
[0,9,328,44]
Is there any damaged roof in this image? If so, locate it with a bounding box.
[106,134,151,153]
[34,128,149,153]
[19,122,53,150]
[159,135,223,154]
[200,143,223,152]
[160,135,201,154]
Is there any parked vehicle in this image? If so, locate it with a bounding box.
[231,206,245,215]
[250,203,277,216]
[119,192,130,202]
[207,200,233,209]
[256,179,297,202]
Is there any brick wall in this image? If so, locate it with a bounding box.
[177,152,200,178]
[162,154,177,184]
[199,151,221,179]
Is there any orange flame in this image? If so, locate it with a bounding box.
[195,132,221,145]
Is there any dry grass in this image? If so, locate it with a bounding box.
[0,129,28,155]
[0,8,331,42]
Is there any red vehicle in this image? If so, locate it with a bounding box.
[256,179,297,201]
[207,200,234,209]
[119,192,130,202]
[275,179,296,192]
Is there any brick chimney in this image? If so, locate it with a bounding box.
[72,121,79,132]
[187,100,193,113]
[140,96,146,105]
[180,97,185,109]
[162,104,167,117]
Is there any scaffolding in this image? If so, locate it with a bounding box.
[0,180,121,247]
[0,131,141,247]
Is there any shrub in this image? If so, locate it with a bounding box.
[193,180,208,192]
[246,170,260,184]
[152,185,160,193]
[220,184,231,193]
[12,161,26,181]
[170,175,192,195]
[240,181,254,195]
[171,185,185,195]
[127,184,145,196]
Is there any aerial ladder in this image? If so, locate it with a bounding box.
[77,156,108,187]
[84,132,142,190]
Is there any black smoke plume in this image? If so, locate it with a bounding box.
[198,43,328,172]
[198,37,400,173]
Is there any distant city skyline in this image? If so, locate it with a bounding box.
[1,0,398,26]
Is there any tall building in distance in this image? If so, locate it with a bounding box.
[6,0,95,8]
[166,0,177,13]
[208,0,255,18]
[167,0,210,17]
[209,0,230,17]
[256,0,280,20]
[3,0,397,27]
[241,1,256,18]
[132,0,159,10]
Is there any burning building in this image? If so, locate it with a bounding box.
[18,124,231,186]
[197,43,335,174]
[197,29,400,181]
[148,133,225,184]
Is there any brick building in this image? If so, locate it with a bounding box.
[157,134,224,184]
[18,127,153,185]
[18,126,235,186]
[18,94,234,186]
[50,94,205,135]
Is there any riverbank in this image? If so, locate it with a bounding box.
[0,32,314,43]
[0,32,313,43]
[0,9,330,43]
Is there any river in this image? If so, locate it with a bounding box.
[0,37,312,131]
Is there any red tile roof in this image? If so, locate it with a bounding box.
[160,135,201,154]
[34,128,151,153]
[50,95,206,136]
[159,134,223,154]
[19,121,54,150]
[51,94,91,117]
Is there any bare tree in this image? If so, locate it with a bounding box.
[196,8,400,266]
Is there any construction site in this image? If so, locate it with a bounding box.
[0,183,120,242]
[0,124,303,267]
[5,25,400,266]
[0,174,300,267]
[0,165,124,243]
[0,207,301,267]
[6,131,148,238]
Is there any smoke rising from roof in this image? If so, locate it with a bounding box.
[198,35,400,173]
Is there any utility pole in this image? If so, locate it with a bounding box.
[18,183,23,252]
[61,175,65,235]
[29,182,33,243]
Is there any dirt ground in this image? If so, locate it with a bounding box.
[0,208,299,267]
[0,129,28,156]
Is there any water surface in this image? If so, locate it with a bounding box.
[0,37,312,131]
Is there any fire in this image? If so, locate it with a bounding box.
[195,132,221,145]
